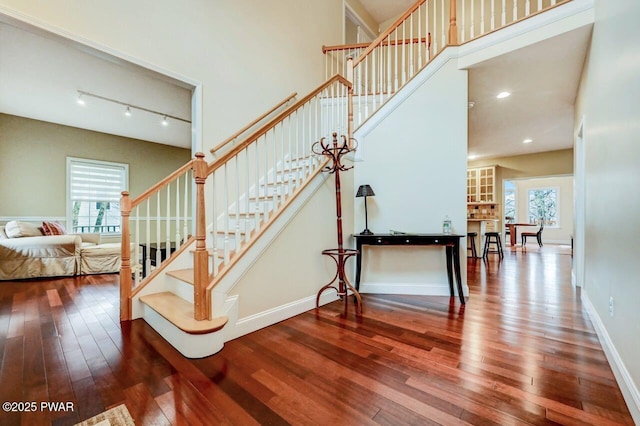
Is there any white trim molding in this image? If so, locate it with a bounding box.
[582,292,640,423]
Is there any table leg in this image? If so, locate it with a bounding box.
[453,242,465,305]
[445,246,454,297]
[355,241,363,290]
[509,225,516,246]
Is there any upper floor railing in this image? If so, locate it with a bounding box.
[327,0,571,128]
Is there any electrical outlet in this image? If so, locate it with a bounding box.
[609,296,614,317]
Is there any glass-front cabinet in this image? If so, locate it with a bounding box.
[467,166,495,202]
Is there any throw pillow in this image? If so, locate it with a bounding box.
[42,221,67,236]
[5,221,44,238]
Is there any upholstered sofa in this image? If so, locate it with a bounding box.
[0,221,123,280]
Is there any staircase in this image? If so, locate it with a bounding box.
[118,0,574,358]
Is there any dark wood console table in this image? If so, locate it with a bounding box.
[353,233,465,304]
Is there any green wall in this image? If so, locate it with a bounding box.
[0,113,191,218]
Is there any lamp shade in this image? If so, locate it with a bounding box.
[356,184,375,198]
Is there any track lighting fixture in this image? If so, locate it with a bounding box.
[76,90,190,125]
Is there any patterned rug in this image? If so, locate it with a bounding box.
[74,404,134,426]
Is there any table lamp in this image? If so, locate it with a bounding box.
[356,184,375,235]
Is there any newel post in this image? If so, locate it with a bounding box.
[448,0,459,46]
[120,191,132,321]
[193,152,210,320]
[346,57,355,146]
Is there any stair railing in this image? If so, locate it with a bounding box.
[201,75,353,306]
[458,0,569,43]
[120,161,195,320]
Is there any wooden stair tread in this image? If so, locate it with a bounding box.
[166,268,194,284]
[140,292,228,334]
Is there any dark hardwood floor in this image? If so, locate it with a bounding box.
[0,245,634,425]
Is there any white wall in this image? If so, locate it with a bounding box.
[353,59,468,296]
[574,0,640,421]
[0,0,344,157]
[511,176,573,244]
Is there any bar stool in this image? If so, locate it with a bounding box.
[483,232,504,259]
[467,232,478,258]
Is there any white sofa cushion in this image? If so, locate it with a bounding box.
[5,221,43,238]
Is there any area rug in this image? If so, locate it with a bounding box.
[74,404,134,426]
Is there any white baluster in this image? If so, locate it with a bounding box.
[135,206,140,283]
[491,0,495,31]
[234,155,241,250]
[387,35,392,96]
[433,0,439,51]
[165,183,170,260]
[470,0,475,39]
[394,29,399,92]
[502,0,506,26]
[513,0,517,21]
[364,57,369,121]
[212,171,218,275]
[156,193,161,268]
[183,170,189,243]
[481,0,485,35]
[526,0,530,15]
[223,163,230,263]
[245,147,250,243]
[175,175,180,246]
[417,6,422,70]
[426,1,431,59]
[410,12,415,78]
[537,0,542,12]
[145,200,151,277]
[402,22,407,85]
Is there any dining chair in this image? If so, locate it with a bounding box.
[521,221,544,247]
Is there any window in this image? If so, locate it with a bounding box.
[528,188,558,226]
[67,157,128,234]
[504,186,516,221]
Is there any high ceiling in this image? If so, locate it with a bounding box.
[0,17,193,149]
[0,4,591,160]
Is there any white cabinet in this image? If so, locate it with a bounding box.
[467,166,495,203]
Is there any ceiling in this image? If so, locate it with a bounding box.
[0,17,193,149]
[0,5,591,160]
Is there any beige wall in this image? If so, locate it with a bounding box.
[0,113,190,218]
[354,59,468,296]
[0,0,344,157]
[574,0,640,420]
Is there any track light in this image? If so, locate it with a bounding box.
[75,90,191,125]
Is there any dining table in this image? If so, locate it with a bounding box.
[507,223,537,246]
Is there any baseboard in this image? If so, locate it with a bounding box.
[226,292,339,341]
[359,282,468,297]
[582,292,640,423]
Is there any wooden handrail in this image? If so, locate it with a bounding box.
[209,92,298,154]
[130,160,194,209]
[353,0,426,67]
[322,37,431,54]
[207,74,352,175]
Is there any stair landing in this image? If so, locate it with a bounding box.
[139,291,228,334]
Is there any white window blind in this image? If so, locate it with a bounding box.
[67,157,128,233]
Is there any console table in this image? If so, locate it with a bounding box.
[353,233,465,305]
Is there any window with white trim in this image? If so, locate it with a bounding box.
[528,187,558,227]
[67,157,128,234]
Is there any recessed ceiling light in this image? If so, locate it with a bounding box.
[496,91,511,99]
[468,101,475,109]
[523,138,533,144]
[76,93,86,105]
[124,106,132,117]
[162,116,169,126]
